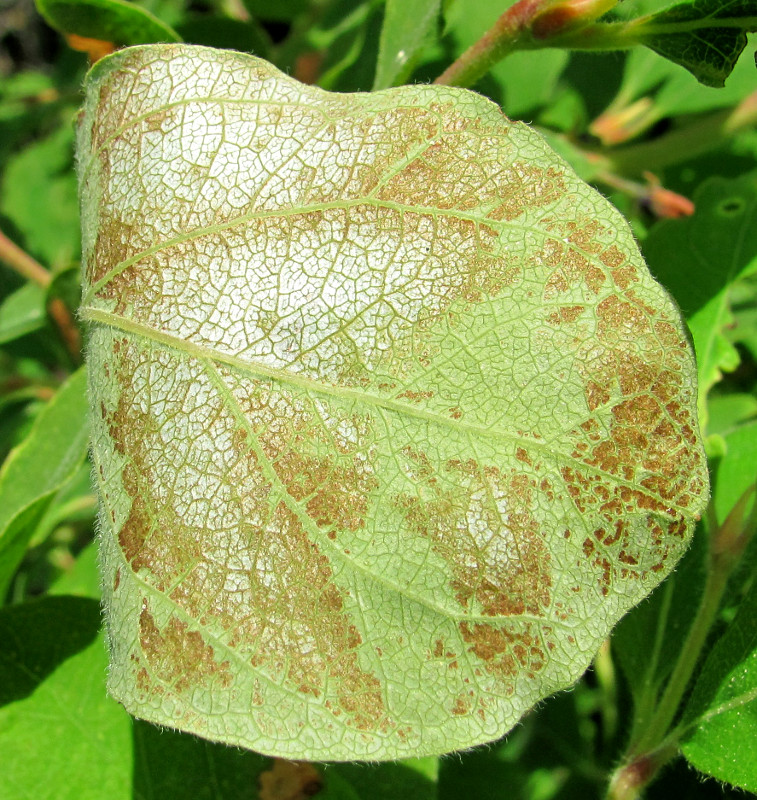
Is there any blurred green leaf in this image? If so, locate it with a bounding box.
[0,123,80,270]
[35,0,181,45]
[176,16,273,58]
[713,420,757,523]
[707,393,757,437]
[593,47,757,144]
[680,578,757,792]
[0,595,133,800]
[0,283,46,344]
[643,173,757,432]
[0,367,89,600]
[242,0,308,23]
[49,538,101,598]
[373,0,440,89]
[635,0,757,88]
[306,0,384,90]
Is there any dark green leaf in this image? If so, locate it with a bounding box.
[132,721,269,800]
[680,578,757,791]
[373,0,441,89]
[0,367,89,600]
[0,283,46,344]
[635,0,757,87]
[35,0,181,45]
[241,0,308,23]
[643,173,757,433]
[329,758,438,800]
[0,596,133,799]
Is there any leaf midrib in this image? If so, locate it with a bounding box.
[82,305,693,517]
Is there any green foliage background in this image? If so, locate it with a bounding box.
[0,0,756,797]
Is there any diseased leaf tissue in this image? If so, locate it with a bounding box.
[78,44,709,761]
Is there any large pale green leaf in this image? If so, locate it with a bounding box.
[77,43,708,761]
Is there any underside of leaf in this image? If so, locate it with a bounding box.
[78,44,709,761]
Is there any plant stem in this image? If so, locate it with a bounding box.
[0,229,52,288]
[0,227,82,363]
[49,298,83,364]
[434,0,544,88]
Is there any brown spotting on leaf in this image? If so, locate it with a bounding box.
[88,213,143,286]
[394,451,552,618]
[138,606,232,692]
[451,694,472,716]
[100,339,388,730]
[198,381,387,730]
[459,622,548,683]
[546,305,585,326]
[258,759,323,800]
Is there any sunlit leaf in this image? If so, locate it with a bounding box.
[0,283,46,344]
[78,44,708,761]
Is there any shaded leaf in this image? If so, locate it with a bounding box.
[0,283,46,344]
[643,173,757,433]
[680,578,757,792]
[373,0,441,89]
[0,596,133,800]
[78,44,708,761]
[132,720,270,800]
[635,0,757,87]
[0,367,89,600]
[328,758,438,800]
[35,0,181,47]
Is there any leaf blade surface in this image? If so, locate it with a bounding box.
[79,43,709,760]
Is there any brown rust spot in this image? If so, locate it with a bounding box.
[101,340,387,729]
[138,606,232,692]
[394,451,551,617]
[459,622,547,682]
[546,305,585,326]
[88,214,142,287]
